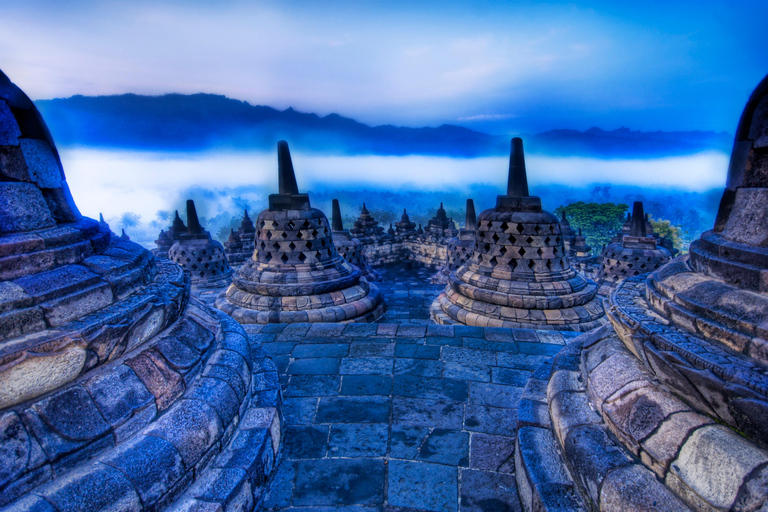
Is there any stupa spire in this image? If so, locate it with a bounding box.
[186,199,203,235]
[332,199,344,231]
[507,137,529,197]
[465,199,476,229]
[277,140,299,195]
[630,201,647,237]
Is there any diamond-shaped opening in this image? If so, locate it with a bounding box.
[489,256,497,265]
[266,231,272,240]
[500,222,508,231]
[534,225,541,233]
[509,235,516,244]
[492,233,499,243]
[515,223,524,233]
[260,221,266,228]
[500,246,507,255]
[484,243,491,251]
[303,220,311,228]
[509,259,517,270]
[306,240,313,249]
[537,247,544,256]
[546,259,553,270]
[272,242,280,250]
[281,231,288,238]
[621,255,628,260]
[312,229,319,237]
[297,231,304,239]
[544,236,551,244]
[280,253,289,263]
[298,252,307,262]
[519,247,526,257]
[289,242,296,251]
[526,236,534,245]
[528,259,536,270]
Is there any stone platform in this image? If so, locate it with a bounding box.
[249,320,581,511]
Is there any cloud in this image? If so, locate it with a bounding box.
[0,1,765,133]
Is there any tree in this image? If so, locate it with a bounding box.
[119,212,141,230]
[554,202,628,254]
[650,217,684,251]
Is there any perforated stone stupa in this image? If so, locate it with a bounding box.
[597,201,671,287]
[431,198,477,284]
[331,199,382,282]
[0,70,281,511]
[515,74,768,512]
[168,199,234,290]
[215,141,384,323]
[431,138,606,331]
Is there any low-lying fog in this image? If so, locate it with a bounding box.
[60,149,728,249]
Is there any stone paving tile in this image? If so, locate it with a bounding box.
[294,458,386,506]
[469,433,516,473]
[341,375,393,396]
[288,358,341,375]
[316,396,390,423]
[329,424,389,457]
[393,398,464,430]
[258,265,577,511]
[393,375,468,402]
[459,469,521,512]
[388,460,458,512]
[351,343,396,358]
[285,375,341,397]
[340,357,394,375]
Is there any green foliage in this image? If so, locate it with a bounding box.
[554,202,628,254]
[216,215,242,244]
[650,217,684,251]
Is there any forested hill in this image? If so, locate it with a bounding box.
[35,93,732,157]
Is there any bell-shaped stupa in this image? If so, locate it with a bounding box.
[0,70,280,511]
[514,74,768,512]
[331,199,382,282]
[215,141,384,323]
[168,199,234,290]
[431,199,477,284]
[597,201,671,286]
[431,138,606,331]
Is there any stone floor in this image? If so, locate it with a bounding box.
[248,322,580,512]
[375,263,444,325]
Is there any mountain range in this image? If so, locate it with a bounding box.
[35,93,733,158]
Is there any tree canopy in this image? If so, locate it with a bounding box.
[554,202,628,254]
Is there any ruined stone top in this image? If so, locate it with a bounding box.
[623,201,659,249]
[239,209,255,235]
[572,227,591,254]
[269,140,310,210]
[427,202,456,234]
[350,202,384,238]
[457,198,477,242]
[168,210,187,241]
[395,208,417,234]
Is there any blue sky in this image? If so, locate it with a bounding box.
[1,0,766,134]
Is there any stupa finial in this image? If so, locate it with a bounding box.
[465,199,476,229]
[277,140,299,195]
[507,137,529,197]
[186,199,204,235]
[630,201,647,237]
[332,199,344,231]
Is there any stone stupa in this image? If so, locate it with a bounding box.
[215,141,385,324]
[431,138,606,331]
[331,199,382,282]
[0,69,280,511]
[514,73,768,512]
[349,203,384,240]
[431,198,477,284]
[395,208,417,236]
[168,199,234,290]
[424,202,458,240]
[597,201,671,287]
